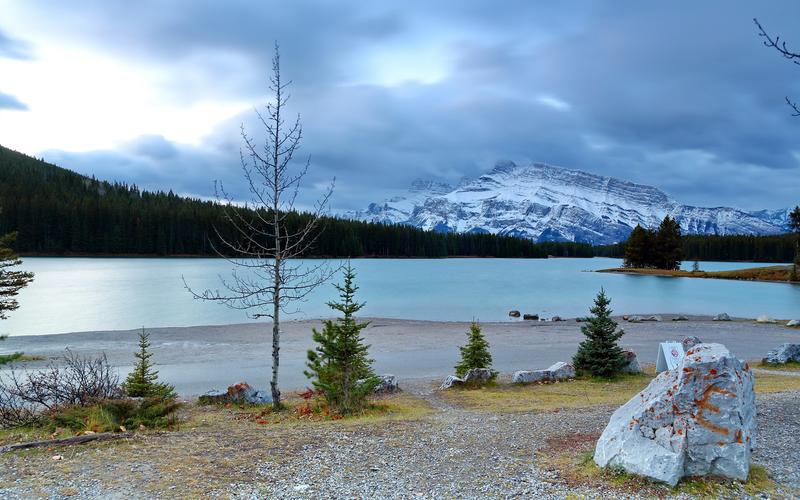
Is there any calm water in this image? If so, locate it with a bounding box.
[4,257,799,336]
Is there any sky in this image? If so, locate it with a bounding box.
[1,1,799,212]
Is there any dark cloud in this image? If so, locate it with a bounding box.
[14,1,800,211]
[0,92,28,110]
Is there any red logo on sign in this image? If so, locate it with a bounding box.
[671,348,679,358]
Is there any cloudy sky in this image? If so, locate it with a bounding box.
[1,1,799,211]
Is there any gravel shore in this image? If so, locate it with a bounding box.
[1,382,798,499]
[3,317,799,396]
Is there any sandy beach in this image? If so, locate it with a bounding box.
[3,316,798,396]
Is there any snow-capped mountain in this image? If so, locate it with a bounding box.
[347,161,790,245]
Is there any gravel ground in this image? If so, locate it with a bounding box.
[1,381,798,499]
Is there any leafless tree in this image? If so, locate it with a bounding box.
[754,18,800,116]
[185,44,335,409]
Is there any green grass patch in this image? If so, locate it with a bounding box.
[0,352,46,365]
[756,360,800,372]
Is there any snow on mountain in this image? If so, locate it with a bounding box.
[346,160,790,245]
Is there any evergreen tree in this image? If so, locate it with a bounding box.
[790,206,800,281]
[454,321,496,380]
[305,264,378,415]
[123,328,175,398]
[692,260,700,272]
[654,216,683,270]
[572,289,626,378]
[623,225,651,268]
[0,232,34,321]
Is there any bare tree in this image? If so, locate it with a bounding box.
[185,44,335,409]
[754,18,800,116]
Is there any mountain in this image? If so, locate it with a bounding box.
[348,161,790,245]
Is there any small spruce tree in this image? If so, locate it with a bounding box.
[692,260,700,272]
[305,263,378,415]
[123,328,175,398]
[454,321,496,380]
[572,289,626,378]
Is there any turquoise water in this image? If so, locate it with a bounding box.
[4,257,798,336]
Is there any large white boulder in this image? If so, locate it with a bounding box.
[512,361,575,384]
[594,343,755,487]
[712,313,731,321]
[756,315,777,324]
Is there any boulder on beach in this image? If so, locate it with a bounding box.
[713,313,731,321]
[762,343,800,365]
[198,382,272,405]
[373,374,400,393]
[787,319,800,327]
[672,315,689,322]
[681,336,702,351]
[594,343,755,487]
[508,310,521,318]
[627,315,644,323]
[523,314,539,321]
[439,375,464,390]
[551,316,563,322]
[621,349,641,374]
[512,361,575,384]
[756,315,777,324]
[647,315,662,322]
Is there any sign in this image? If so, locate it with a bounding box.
[656,342,684,372]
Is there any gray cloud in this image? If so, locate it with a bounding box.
[12,1,800,211]
[0,92,28,110]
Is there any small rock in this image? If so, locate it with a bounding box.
[672,315,689,321]
[439,375,464,390]
[551,316,563,322]
[139,424,147,432]
[762,343,800,365]
[627,315,644,323]
[713,312,731,321]
[681,336,702,351]
[756,315,777,324]
[462,368,494,385]
[198,382,272,405]
[647,315,662,322]
[508,310,521,318]
[293,484,310,492]
[621,349,641,374]
[52,455,63,461]
[373,374,399,394]
[787,319,800,327]
[522,313,539,321]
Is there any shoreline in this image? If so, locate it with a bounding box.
[3,316,798,397]
[598,265,798,284]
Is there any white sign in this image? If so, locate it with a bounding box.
[656,342,684,372]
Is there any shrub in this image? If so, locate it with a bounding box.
[573,289,626,378]
[455,321,496,381]
[50,397,181,433]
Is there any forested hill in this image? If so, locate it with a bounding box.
[0,145,593,258]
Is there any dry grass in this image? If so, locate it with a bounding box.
[538,433,777,497]
[598,265,795,284]
[442,368,800,413]
[756,361,800,372]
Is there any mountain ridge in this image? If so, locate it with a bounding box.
[347,160,790,245]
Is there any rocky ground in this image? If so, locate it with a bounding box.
[1,379,799,499]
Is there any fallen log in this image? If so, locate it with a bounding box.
[0,432,134,453]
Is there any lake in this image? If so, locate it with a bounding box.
[4,257,799,336]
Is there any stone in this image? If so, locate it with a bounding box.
[462,368,494,385]
[713,313,731,321]
[198,382,272,405]
[594,343,755,487]
[627,315,645,323]
[373,374,399,393]
[523,313,539,321]
[508,310,521,318]
[551,316,563,322]
[647,315,663,322]
[621,349,641,374]
[672,315,689,321]
[756,315,776,324]
[681,336,702,351]
[512,361,575,384]
[787,319,800,327]
[762,343,800,365]
[439,375,464,390]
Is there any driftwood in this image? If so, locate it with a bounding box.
[0,432,134,453]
